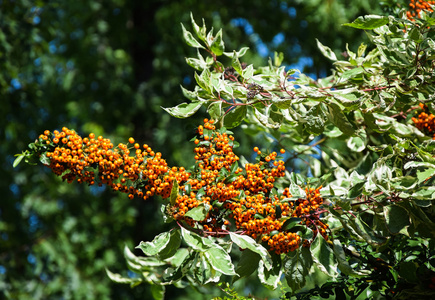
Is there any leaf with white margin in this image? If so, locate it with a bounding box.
[229,232,272,270]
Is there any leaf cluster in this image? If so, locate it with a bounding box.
[13,4,435,300]
[155,10,435,298]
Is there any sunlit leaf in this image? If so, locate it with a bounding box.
[204,247,237,276]
[184,202,210,221]
[180,23,204,48]
[229,232,272,270]
[310,236,338,277]
[161,102,203,118]
[137,231,172,256]
[343,15,389,30]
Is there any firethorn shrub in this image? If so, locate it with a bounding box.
[27,120,328,258]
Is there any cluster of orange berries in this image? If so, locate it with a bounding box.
[293,187,328,247]
[171,119,327,254]
[407,0,435,21]
[412,103,435,139]
[36,120,328,254]
[38,127,190,201]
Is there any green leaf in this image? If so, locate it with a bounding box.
[274,51,284,67]
[282,218,303,231]
[161,204,173,224]
[223,105,247,128]
[414,144,435,164]
[242,64,255,79]
[327,103,356,136]
[124,246,166,271]
[234,249,261,281]
[231,50,243,74]
[332,239,369,277]
[180,23,204,48]
[409,27,423,43]
[343,15,389,30]
[180,226,212,252]
[284,248,313,292]
[158,229,182,260]
[210,29,224,56]
[384,205,410,235]
[357,43,367,57]
[180,85,198,102]
[416,168,435,184]
[208,101,222,121]
[229,232,272,270]
[349,216,387,246]
[204,247,237,276]
[185,57,208,71]
[348,181,365,198]
[310,236,338,277]
[184,202,210,221]
[347,135,366,152]
[304,106,325,135]
[170,180,178,206]
[13,153,26,168]
[223,47,249,58]
[288,182,306,199]
[404,161,435,170]
[193,252,222,284]
[190,12,206,42]
[223,83,234,96]
[258,258,282,290]
[194,69,212,93]
[151,285,165,300]
[272,97,292,110]
[166,248,190,267]
[305,116,324,135]
[230,161,239,173]
[316,39,337,61]
[180,85,198,101]
[254,107,281,129]
[39,152,50,165]
[331,89,363,109]
[409,187,435,200]
[137,231,171,256]
[161,102,202,118]
[162,265,184,284]
[161,251,193,285]
[106,268,142,286]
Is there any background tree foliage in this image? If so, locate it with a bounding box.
[1,0,402,299]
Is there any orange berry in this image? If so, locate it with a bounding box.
[128,137,135,144]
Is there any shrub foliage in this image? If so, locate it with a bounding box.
[16,2,435,299]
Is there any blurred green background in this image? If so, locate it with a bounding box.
[1,0,402,299]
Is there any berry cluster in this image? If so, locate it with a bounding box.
[36,120,327,254]
[412,103,435,139]
[407,0,435,21]
[39,127,190,200]
[171,119,327,254]
[293,187,328,247]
